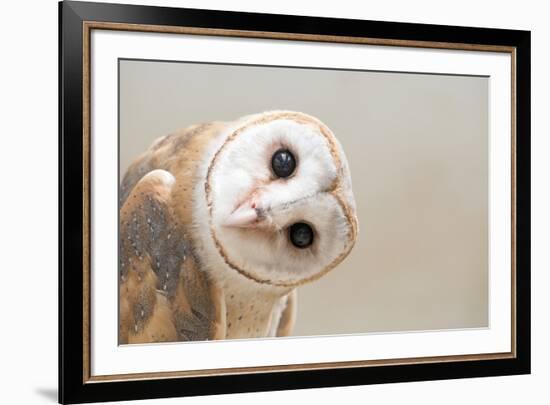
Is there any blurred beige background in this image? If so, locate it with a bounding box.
[120,59,488,336]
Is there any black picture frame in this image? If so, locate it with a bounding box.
[59,1,531,403]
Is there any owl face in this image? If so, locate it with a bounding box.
[205,111,357,287]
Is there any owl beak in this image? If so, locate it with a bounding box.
[224,201,267,228]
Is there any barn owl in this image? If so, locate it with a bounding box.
[119,111,358,344]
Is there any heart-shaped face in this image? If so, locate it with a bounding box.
[205,111,358,287]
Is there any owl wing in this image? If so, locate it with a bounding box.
[276,290,297,337]
[119,169,226,344]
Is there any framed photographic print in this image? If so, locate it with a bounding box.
[59,0,531,403]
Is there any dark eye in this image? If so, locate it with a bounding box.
[271,149,296,178]
[289,222,314,249]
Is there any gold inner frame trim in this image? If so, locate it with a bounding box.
[82,20,517,384]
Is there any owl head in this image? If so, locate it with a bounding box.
[205,111,358,288]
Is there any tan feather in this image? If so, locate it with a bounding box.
[276,290,297,337]
[119,160,224,343]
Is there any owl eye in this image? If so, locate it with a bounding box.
[289,222,314,249]
[271,149,296,178]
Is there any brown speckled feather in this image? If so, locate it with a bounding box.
[119,123,227,344]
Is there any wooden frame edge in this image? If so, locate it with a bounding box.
[82,19,91,384]
[80,20,518,385]
[84,21,516,53]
